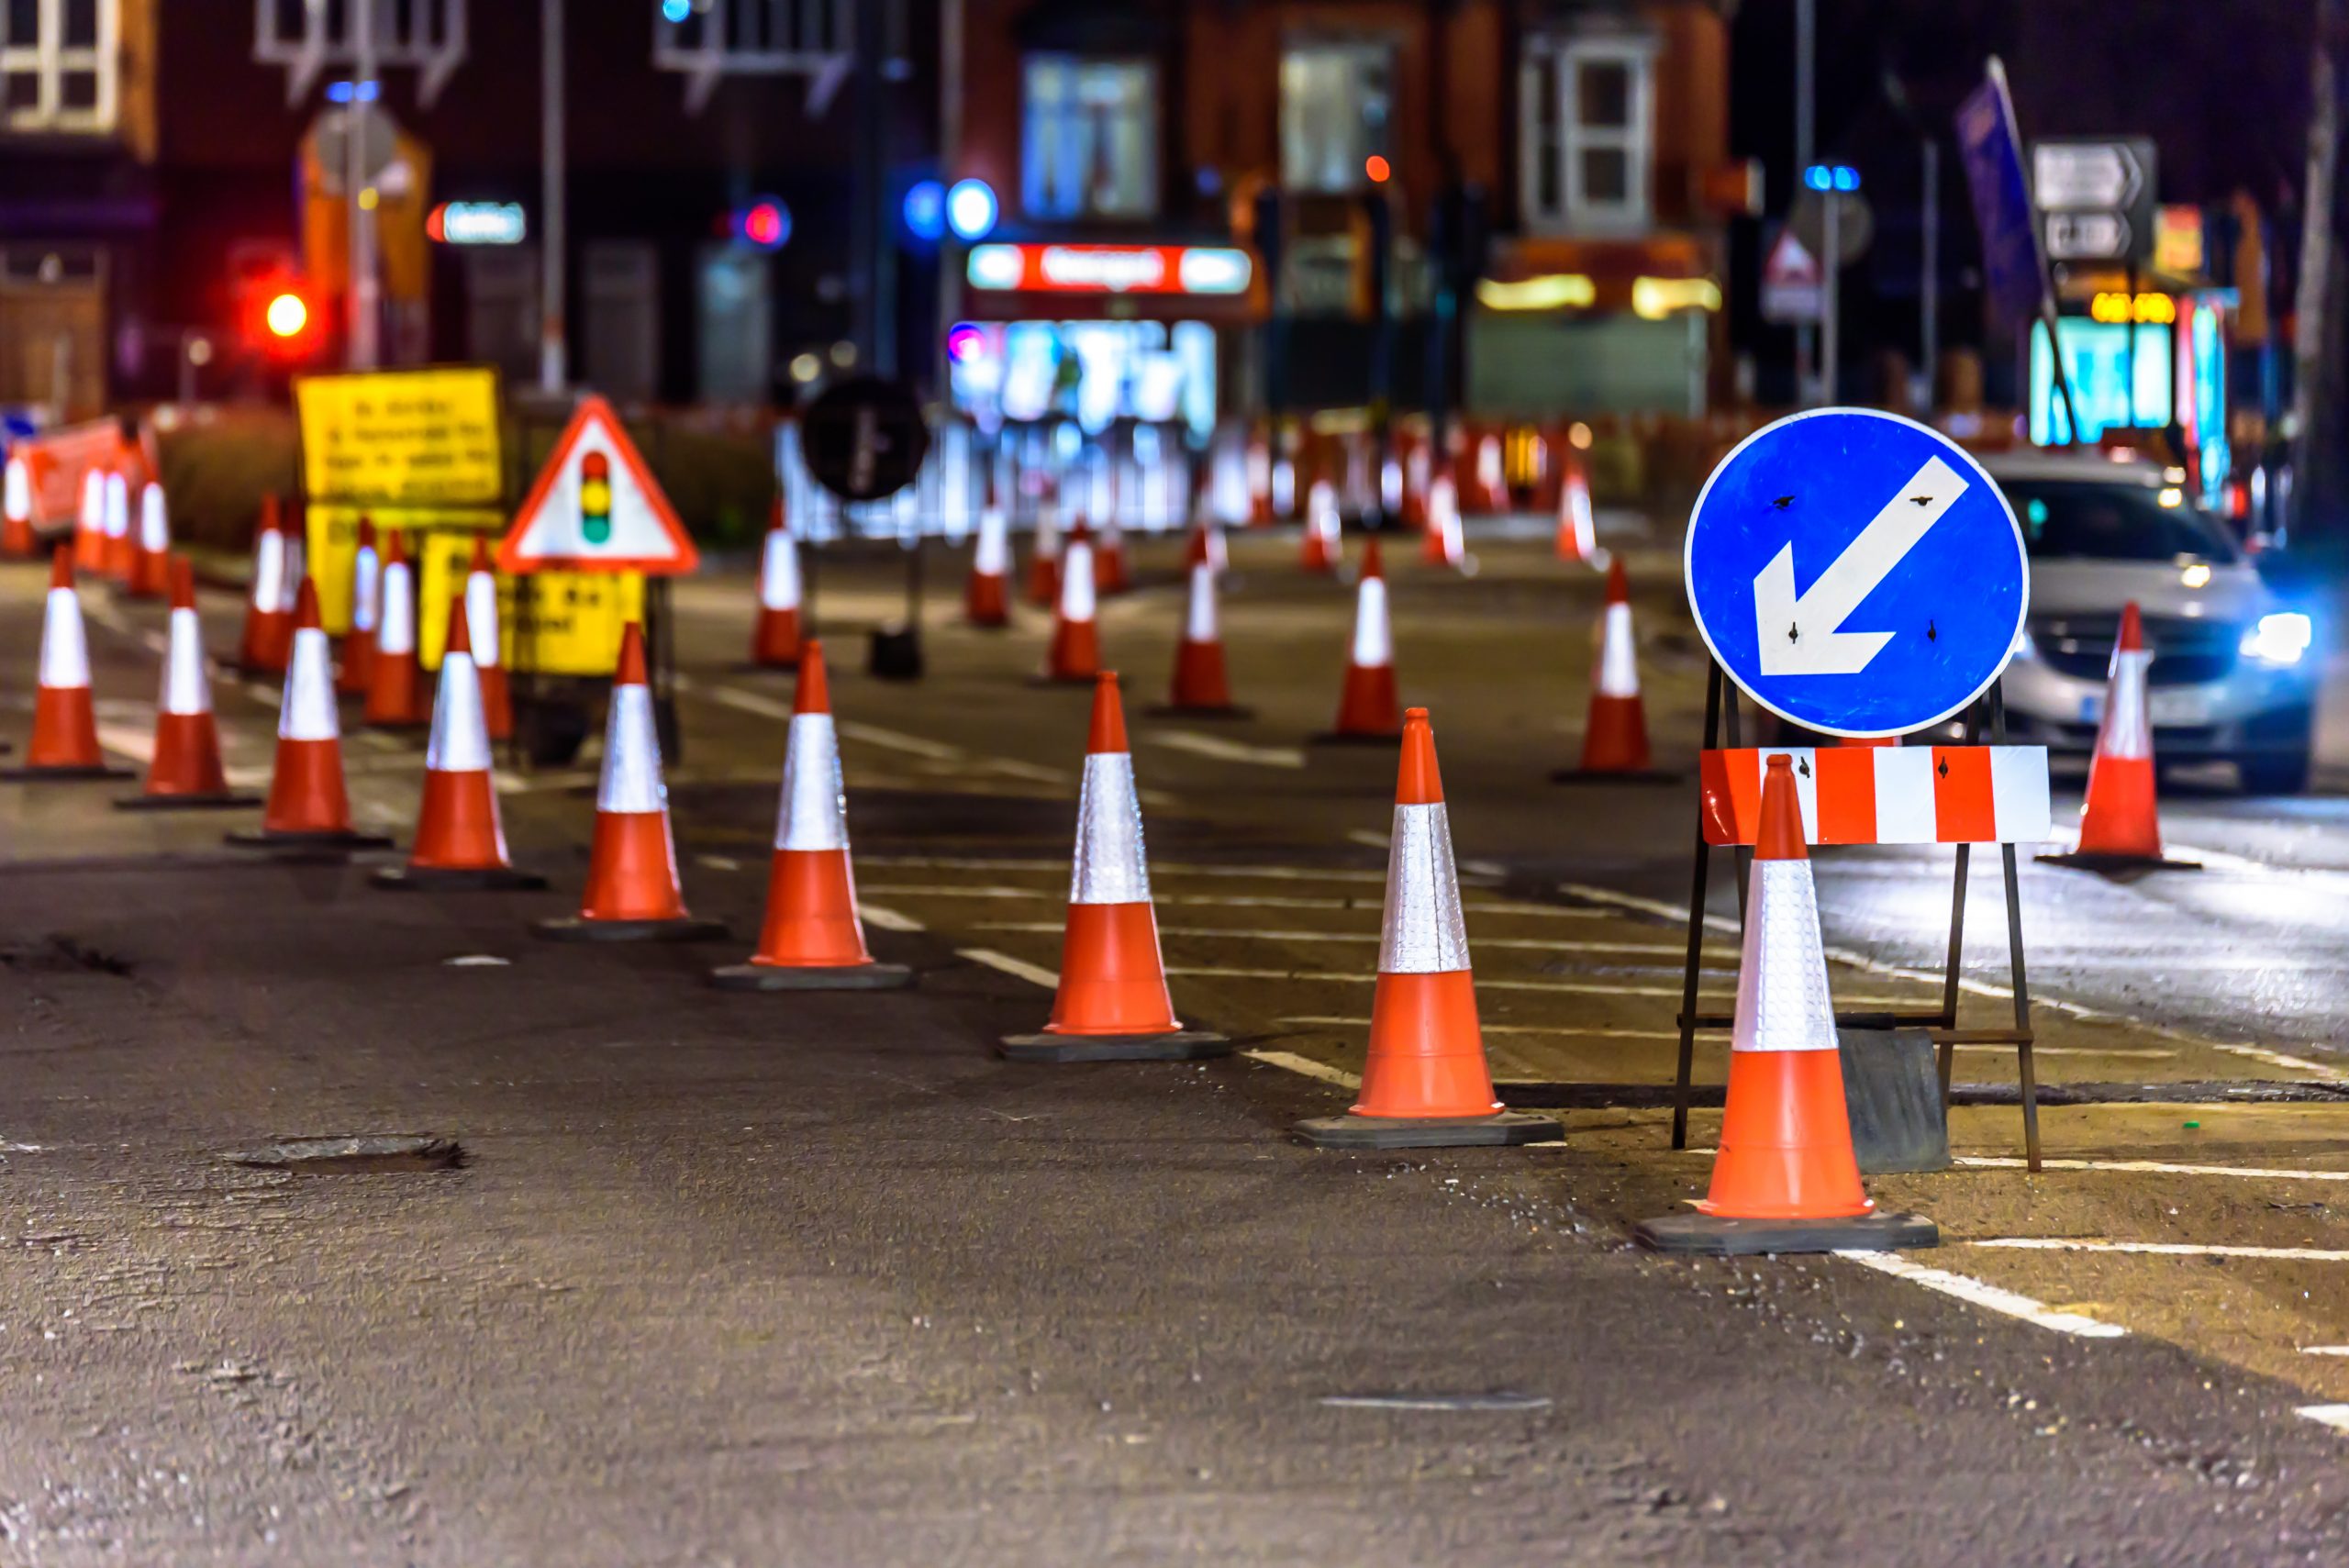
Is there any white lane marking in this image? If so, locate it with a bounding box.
[1347,828,1390,851]
[863,855,1397,884]
[2296,1405,2349,1433]
[697,854,742,872]
[856,901,924,932]
[1970,1239,2349,1262]
[835,718,966,762]
[1148,731,1308,770]
[860,884,1598,917]
[979,757,1073,785]
[2299,1346,2349,1356]
[1958,1156,2349,1181]
[1279,1015,1680,1042]
[1242,1050,1361,1089]
[1558,880,2345,1082]
[357,730,406,752]
[971,921,1716,957]
[1836,1252,2128,1340]
[2039,825,2267,876]
[445,954,511,967]
[1461,858,1508,879]
[141,629,167,656]
[1950,1046,2177,1059]
[1159,965,1921,1004]
[243,683,282,708]
[958,947,1059,989]
[95,721,153,763]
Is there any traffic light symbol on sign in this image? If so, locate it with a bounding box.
[581,452,612,546]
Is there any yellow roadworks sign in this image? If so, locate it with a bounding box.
[415,527,641,675]
[294,366,503,508]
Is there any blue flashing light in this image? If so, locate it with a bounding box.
[945,178,998,241]
[903,179,945,242]
[325,80,381,105]
[1805,163,1860,193]
[1832,165,1860,193]
[660,0,692,21]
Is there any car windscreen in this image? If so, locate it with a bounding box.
[1998,479,2239,564]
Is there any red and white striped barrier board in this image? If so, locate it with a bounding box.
[1699,746,2051,847]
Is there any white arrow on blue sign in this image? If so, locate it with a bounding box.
[1684,408,2030,739]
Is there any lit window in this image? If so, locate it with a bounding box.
[1022,55,1158,220]
[2,0,117,134]
[1521,31,1655,234]
[1280,39,1393,194]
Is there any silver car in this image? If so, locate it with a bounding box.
[1987,450,2318,794]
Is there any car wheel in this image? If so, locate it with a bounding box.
[2239,748,2313,795]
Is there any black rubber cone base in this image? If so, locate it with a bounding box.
[709,961,915,992]
[2035,851,2202,874]
[998,1030,1231,1062]
[1145,703,1255,720]
[1307,729,1403,748]
[115,791,262,812]
[1550,767,1681,785]
[1026,673,1098,688]
[226,826,395,851]
[1295,1110,1559,1149]
[372,864,550,892]
[537,915,731,943]
[1632,1210,1940,1256]
[0,762,134,782]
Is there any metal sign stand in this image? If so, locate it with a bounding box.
[1669,657,2043,1171]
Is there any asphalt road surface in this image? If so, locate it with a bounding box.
[7,521,2349,1565]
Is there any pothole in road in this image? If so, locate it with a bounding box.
[1319,1392,1553,1412]
[0,936,134,977]
[217,1135,463,1173]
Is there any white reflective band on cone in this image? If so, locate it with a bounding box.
[1380,800,1470,973]
[1430,477,1459,534]
[352,545,381,632]
[377,563,416,653]
[3,456,28,521]
[465,572,502,670]
[1477,437,1503,492]
[1350,576,1392,668]
[1070,751,1150,906]
[760,528,801,611]
[280,628,340,742]
[79,471,102,532]
[1060,540,1097,621]
[39,586,90,689]
[1733,859,1837,1053]
[974,507,1009,573]
[278,539,306,613]
[1185,562,1219,642]
[250,531,285,610]
[776,712,847,851]
[2099,649,2154,761]
[1034,506,1062,559]
[139,484,168,552]
[161,607,210,715]
[597,684,666,814]
[426,653,491,772]
[103,473,127,540]
[1598,603,1640,696]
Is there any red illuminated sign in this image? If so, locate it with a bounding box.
[964,243,1253,297]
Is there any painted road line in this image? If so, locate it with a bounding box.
[2039,825,2268,876]
[1241,1050,1361,1090]
[1836,1252,2129,1340]
[1970,1239,2349,1262]
[958,947,1060,990]
[1958,1156,2349,1180]
[2300,1347,2349,1356]
[242,682,282,708]
[834,718,965,762]
[697,854,742,872]
[1161,965,1923,1005]
[95,722,153,763]
[976,756,1072,785]
[862,884,1602,917]
[1347,828,1391,851]
[696,682,794,722]
[972,921,1721,957]
[863,855,1396,884]
[1148,731,1308,770]
[856,901,925,933]
[1560,879,2345,1083]
[1279,1015,1681,1042]
[2296,1406,2349,1434]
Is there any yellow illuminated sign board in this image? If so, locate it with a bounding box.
[295,365,503,507]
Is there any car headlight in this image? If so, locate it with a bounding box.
[2240,612,2314,666]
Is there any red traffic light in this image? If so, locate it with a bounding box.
[265,292,309,339]
[240,272,321,359]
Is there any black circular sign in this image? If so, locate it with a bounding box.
[801,377,931,503]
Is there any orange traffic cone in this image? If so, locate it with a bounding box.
[1555,560,1668,782]
[118,556,256,811]
[1024,503,1063,607]
[713,639,914,990]
[1152,557,1246,717]
[226,578,392,851]
[1,549,128,781]
[462,537,513,741]
[1000,673,1229,1062]
[374,596,544,890]
[363,529,428,729]
[539,622,728,942]
[336,517,380,697]
[1472,430,1506,514]
[1636,754,1937,1253]
[1299,479,1341,573]
[1185,517,1229,575]
[1314,536,1401,744]
[966,503,1012,627]
[72,469,106,573]
[1094,514,1130,595]
[747,500,805,668]
[2,451,35,557]
[101,470,132,582]
[1554,459,1598,564]
[237,495,297,675]
[1041,524,1101,683]
[1298,708,1554,1146]
[1419,473,1464,569]
[2038,601,2199,873]
[123,482,170,599]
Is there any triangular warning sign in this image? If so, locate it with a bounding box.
[1763,228,1822,288]
[497,395,700,576]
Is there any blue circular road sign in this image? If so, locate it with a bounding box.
[1684,407,2028,739]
